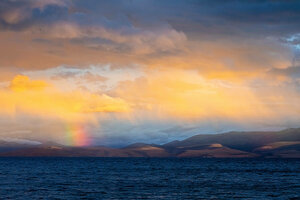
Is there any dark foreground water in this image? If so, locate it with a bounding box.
[0,158,299,199]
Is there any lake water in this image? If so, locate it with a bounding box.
[0,158,299,199]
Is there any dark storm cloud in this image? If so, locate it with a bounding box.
[0,0,69,31]
[167,0,300,38]
[2,0,300,38]
[71,0,300,39]
[0,0,299,70]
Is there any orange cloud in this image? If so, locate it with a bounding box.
[0,27,291,83]
[10,75,48,92]
[112,68,300,121]
[0,75,130,121]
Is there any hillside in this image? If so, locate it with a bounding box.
[0,128,299,158]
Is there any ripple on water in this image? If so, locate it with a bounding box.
[0,158,298,199]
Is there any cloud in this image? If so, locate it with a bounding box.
[269,66,300,80]
[0,75,130,121]
[0,23,186,70]
[0,0,69,29]
[112,69,263,119]
[10,75,48,92]
[1,137,41,145]
[0,0,187,70]
[51,71,79,80]
[110,68,300,123]
[0,0,296,82]
[80,72,108,83]
[0,67,21,82]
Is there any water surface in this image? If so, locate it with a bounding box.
[0,158,299,199]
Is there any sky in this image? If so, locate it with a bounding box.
[0,0,300,147]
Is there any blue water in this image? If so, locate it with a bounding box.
[0,158,299,199]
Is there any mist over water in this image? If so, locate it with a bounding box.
[0,158,299,199]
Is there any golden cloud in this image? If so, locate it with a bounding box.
[0,75,130,121]
[112,68,300,121]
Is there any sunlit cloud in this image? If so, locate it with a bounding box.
[112,68,298,120]
[0,75,130,121]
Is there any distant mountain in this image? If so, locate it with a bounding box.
[0,140,40,153]
[122,143,170,157]
[253,141,300,158]
[0,144,170,157]
[0,128,299,158]
[163,128,300,152]
[177,145,258,158]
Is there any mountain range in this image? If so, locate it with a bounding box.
[0,128,299,158]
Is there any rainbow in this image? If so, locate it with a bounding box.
[66,123,90,146]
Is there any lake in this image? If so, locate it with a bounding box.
[0,158,299,199]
